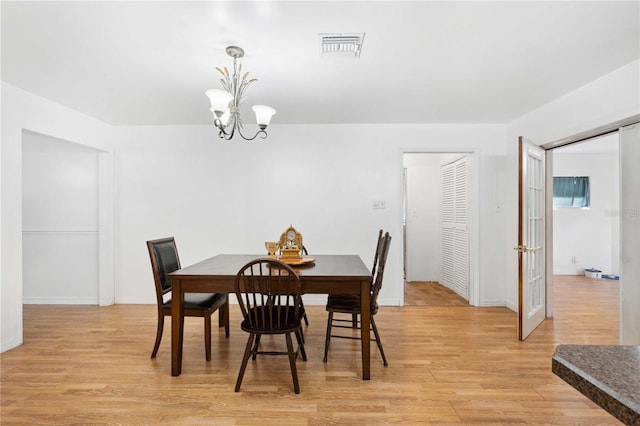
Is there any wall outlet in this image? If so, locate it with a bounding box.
[571,256,577,264]
[372,200,386,209]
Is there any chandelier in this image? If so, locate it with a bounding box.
[205,46,276,141]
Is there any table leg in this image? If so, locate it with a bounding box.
[360,279,371,380]
[171,278,184,376]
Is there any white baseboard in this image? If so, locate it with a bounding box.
[23,297,99,305]
[99,297,115,307]
[476,299,506,307]
[299,294,327,305]
[1,338,23,353]
[377,297,401,306]
[114,298,155,304]
[505,301,518,312]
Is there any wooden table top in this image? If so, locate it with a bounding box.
[169,254,372,282]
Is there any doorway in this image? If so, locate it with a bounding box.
[402,152,477,307]
[22,131,101,304]
[518,115,639,341]
[552,134,620,278]
[548,133,620,339]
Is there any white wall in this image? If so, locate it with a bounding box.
[2,85,508,353]
[552,151,618,275]
[506,59,640,311]
[1,82,114,352]
[22,131,100,303]
[5,59,635,352]
[114,124,507,308]
[1,83,504,351]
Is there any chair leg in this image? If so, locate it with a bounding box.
[235,332,256,392]
[323,311,334,362]
[251,335,262,360]
[295,329,307,362]
[151,314,164,359]
[300,299,309,326]
[351,313,358,328]
[285,332,300,394]
[204,312,212,362]
[370,315,388,366]
[220,301,230,338]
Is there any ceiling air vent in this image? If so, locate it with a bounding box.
[319,33,365,57]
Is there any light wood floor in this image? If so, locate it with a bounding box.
[1,276,621,424]
[404,281,470,306]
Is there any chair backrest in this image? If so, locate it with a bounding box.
[235,258,302,331]
[371,232,391,307]
[371,229,384,276]
[147,237,181,302]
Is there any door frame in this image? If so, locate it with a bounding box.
[399,148,480,307]
[540,114,640,320]
[21,129,115,306]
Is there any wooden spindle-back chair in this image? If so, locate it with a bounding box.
[234,258,307,394]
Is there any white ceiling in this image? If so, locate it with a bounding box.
[2,1,638,126]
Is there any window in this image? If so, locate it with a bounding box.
[553,176,590,208]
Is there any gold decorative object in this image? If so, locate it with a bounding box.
[278,225,303,262]
[265,241,279,258]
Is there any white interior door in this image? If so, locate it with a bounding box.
[517,137,546,340]
[441,156,469,300]
[619,123,640,344]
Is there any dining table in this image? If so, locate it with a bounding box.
[168,254,374,379]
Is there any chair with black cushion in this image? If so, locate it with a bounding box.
[234,258,307,394]
[344,229,384,328]
[323,232,391,366]
[147,237,229,361]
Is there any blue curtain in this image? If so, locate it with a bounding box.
[553,176,590,208]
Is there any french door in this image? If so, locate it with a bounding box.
[517,137,546,340]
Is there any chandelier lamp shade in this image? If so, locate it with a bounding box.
[205,46,276,141]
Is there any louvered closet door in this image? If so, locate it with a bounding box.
[441,156,469,299]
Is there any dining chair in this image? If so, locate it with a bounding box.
[345,229,384,328]
[322,232,391,366]
[234,258,307,394]
[370,229,385,277]
[298,245,310,326]
[250,245,309,357]
[146,237,229,361]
